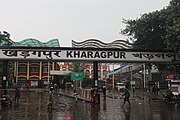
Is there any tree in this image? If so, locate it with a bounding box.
[0,31,12,46]
[72,62,86,72]
[0,31,13,84]
[121,10,166,50]
[121,0,180,82]
[121,0,180,52]
[163,0,180,52]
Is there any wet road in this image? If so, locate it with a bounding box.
[1,90,180,120]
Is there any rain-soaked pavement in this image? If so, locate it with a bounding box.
[1,90,180,120]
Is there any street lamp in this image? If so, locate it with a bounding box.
[130,65,133,90]
[143,63,146,88]
[48,62,50,84]
[112,64,115,89]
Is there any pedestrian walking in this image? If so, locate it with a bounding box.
[14,88,21,102]
[50,86,54,92]
[133,87,135,96]
[92,90,98,104]
[155,85,159,95]
[73,90,78,102]
[122,88,131,107]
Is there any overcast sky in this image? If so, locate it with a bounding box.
[1,0,171,47]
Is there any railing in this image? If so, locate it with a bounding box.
[79,89,92,101]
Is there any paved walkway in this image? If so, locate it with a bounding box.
[1,88,179,120]
[4,87,166,102]
[55,88,166,103]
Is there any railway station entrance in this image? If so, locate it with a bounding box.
[0,46,179,92]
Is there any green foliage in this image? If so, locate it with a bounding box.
[164,22,180,51]
[163,0,180,52]
[121,0,180,52]
[0,31,13,83]
[0,60,14,84]
[72,62,86,72]
[121,0,180,75]
[82,78,93,88]
[121,10,166,50]
[0,31,12,46]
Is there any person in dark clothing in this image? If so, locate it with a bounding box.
[122,88,131,107]
[133,87,135,96]
[102,86,106,100]
[73,90,78,102]
[15,88,20,102]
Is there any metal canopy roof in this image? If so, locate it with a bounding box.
[1,38,60,47]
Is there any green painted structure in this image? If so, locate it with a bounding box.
[0,38,60,47]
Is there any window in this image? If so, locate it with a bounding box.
[30,67,39,72]
[18,67,27,72]
[43,66,51,72]
[43,67,48,72]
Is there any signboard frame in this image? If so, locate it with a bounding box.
[71,72,83,81]
[0,46,179,63]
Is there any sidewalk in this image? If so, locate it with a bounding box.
[55,88,166,104]
[5,87,166,103]
[55,88,92,102]
[2,88,179,120]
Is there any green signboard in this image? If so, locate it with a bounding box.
[71,72,83,81]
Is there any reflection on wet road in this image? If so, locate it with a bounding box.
[1,91,180,120]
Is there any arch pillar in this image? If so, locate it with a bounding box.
[2,60,8,94]
[93,61,98,87]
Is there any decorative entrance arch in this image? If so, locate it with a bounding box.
[0,47,179,63]
[0,46,180,90]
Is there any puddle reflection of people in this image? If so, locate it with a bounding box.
[103,101,106,110]
[15,88,21,102]
[102,86,106,100]
[91,103,100,120]
[47,110,53,120]
[67,112,72,120]
[122,107,131,120]
[47,91,53,109]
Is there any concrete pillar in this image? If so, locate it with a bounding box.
[2,60,8,94]
[93,61,98,87]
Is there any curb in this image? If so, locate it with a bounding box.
[56,92,92,103]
